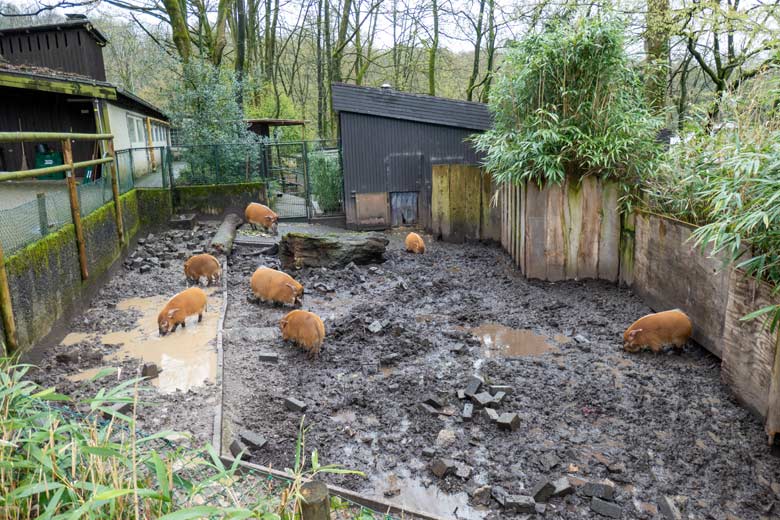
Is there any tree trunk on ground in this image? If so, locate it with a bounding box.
[280,232,389,269]
[210,214,243,255]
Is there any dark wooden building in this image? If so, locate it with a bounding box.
[331,83,491,229]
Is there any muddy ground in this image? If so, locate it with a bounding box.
[26,222,223,447]
[223,225,780,519]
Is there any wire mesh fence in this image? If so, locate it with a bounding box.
[0,189,74,255]
[77,174,114,216]
[171,144,264,186]
[115,146,170,189]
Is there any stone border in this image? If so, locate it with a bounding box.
[212,259,229,454]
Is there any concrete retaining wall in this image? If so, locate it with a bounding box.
[1,189,172,351]
[172,182,267,216]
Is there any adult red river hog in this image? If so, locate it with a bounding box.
[280,309,325,357]
[184,253,222,285]
[623,309,692,353]
[158,287,207,336]
[250,267,304,306]
[245,203,279,235]
[405,232,425,254]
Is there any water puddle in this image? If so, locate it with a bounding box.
[471,323,560,358]
[369,472,485,519]
[66,366,118,382]
[64,290,221,394]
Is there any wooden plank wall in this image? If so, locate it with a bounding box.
[498,176,621,281]
[630,212,730,358]
[430,164,500,242]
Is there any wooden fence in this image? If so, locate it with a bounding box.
[431,164,500,242]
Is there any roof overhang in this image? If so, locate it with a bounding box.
[0,20,108,46]
[0,69,116,99]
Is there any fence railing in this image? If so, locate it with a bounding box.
[0,131,123,353]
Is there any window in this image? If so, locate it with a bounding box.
[126,114,145,147]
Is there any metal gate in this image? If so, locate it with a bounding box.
[263,142,309,219]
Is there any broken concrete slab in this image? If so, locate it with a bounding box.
[258,352,279,363]
[552,476,575,497]
[470,391,494,408]
[430,458,458,478]
[284,397,308,412]
[532,479,556,503]
[582,479,616,500]
[658,496,682,520]
[464,375,484,397]
[506,495,536,513]
[421,447,436,459]
[591,497,621,518]
[239,430,268,451]
[462,403,474,421]
[497,413,520,431]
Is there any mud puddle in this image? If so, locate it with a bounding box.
[471,323,561,358]
[60,289,221,394]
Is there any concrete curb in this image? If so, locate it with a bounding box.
[212,259,228,455]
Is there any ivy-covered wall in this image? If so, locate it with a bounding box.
[1,189,171,351]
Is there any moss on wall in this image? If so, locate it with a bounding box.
[173,182,266,215]
[137,189,173,229]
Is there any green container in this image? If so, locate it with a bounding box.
[34,151,65,180]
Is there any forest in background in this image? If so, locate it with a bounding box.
[4,0,778,140]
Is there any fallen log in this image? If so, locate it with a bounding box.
[209,213,243,255]
[280,232,388,269]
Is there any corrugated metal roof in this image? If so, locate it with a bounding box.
[331,83,492,131]
[0,20,108,46]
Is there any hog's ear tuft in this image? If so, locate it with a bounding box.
[167,308,179,318]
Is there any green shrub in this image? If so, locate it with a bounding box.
[473,16,662,191]
[308,150,343,213]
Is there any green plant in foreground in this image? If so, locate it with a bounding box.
[0,360,370,519]
[473,15,662,195]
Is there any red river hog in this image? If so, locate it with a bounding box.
[158,287,207,336]
[184,254,222,285]
[280,309,325,357]
[623,309,692,353]
[245,203,278,234]
[250,267,304,306]
[405,232,425,254]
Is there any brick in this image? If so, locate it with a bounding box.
[284,397,308,412]
[418,403,440,415]
[449,344,466,354]
[464,375,484,397]
[471,391,494,408]
[532,479,556,502]
[421,447,436,459]
[591,497,621,518]
[430,458,458,478]
[455,464,472,479]
[491,486,509,506]
[552,476,574,497]
[423,395,445,409]
[239,430,267,450]
[485,408,500,421]
[658,496,682,520]
[535,503,547,514]
[457,389,466,400]
[497,413,520,431]
[492,391,507,405]
[229,439,248,460]
[489,384,514,395]
[141,363,159,379]
[506,495,535,513]
[462,403,474,421]
[258,352,279,363]
[582,479,616,500]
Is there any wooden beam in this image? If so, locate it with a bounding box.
[0,238,18,354]
[0,72,116,99]
[0,157,113,182]
[62,139,89,281]
[0,132,113,142]
[107,139,125,245]
[300,481,330,520]
[145,117,157,170]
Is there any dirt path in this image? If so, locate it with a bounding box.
[223,226,780,519]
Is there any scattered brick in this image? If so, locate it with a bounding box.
[423,395,445,409]
[229,439,248,460]
[455,464,472,479]
[464,375,484,397]
[492,391,507,405]
[470,485,492,506]
[141,363,159,379]
[418,403,440,415]
[491,486,509,506]
[532,479,556,502]
[462,403,474,421]
[430,458,458,478]
[489,384,514,395]
[239,430,267,450]
[421,447,436,459]
[471,391,494,408]
[284,397,308,412]
[582,479,616,500]
[457,389,466,400]
[258,352,279,363]
[590,497,621,518]
[658,496,682,520]
[485,408,500,421]
[497,413,520,431]
[552,477,574,497]
[506,495,536,513]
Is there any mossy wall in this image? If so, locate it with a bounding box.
[173,182,266,215]
[137,189,173,230]
[1,189,171,351]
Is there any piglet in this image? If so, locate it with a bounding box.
[280,309,325,358]
[184,253,222,285]
[245,202,278,235]
[405,232,425,254]
[250,267,304,306]
[623,309,692,353]
[158,287,207,336]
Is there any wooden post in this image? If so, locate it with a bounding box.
[145,117,156,171]
[37,192,49,237]
[300,481,330,520]
[0,238,18,354]
[107,139,125,245]
[62,139,89,280]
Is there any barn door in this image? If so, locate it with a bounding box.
[385,153,423,227]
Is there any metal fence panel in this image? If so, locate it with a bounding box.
[0,187,74,255]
